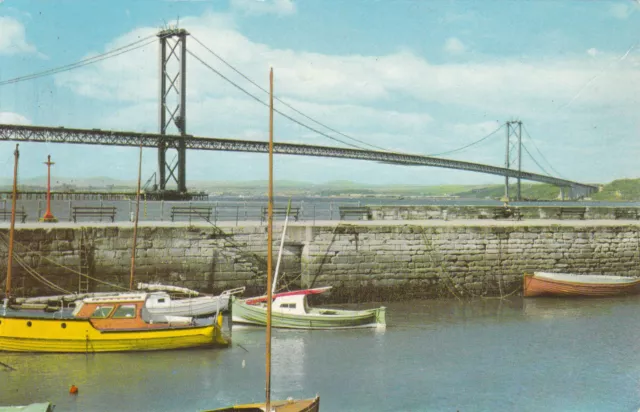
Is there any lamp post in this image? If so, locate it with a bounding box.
[40,155,58,223]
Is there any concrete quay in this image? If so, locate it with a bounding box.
[1,218,639,302]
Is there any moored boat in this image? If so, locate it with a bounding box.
[140,283,245,317]
[232,287,386,329]
[204,396,320,412]
[0,292,229,353]
[523,271,640,297]
[0,402,55,412]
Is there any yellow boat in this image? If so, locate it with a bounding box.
[205,396,320,411]
[0,146,229,353]
[0,293,229,353]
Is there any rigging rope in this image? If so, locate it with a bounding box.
[0,232,128,291]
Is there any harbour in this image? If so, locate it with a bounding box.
[3,297,640,412]
[2,0,639,410]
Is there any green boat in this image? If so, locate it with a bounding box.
[0,403,55,412]
[231,287,386,330]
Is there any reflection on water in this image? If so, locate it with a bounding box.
[2,298,640,412]
[521,296,635,320]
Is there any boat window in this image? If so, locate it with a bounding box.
[280,303,296,309]
[91,305,114,318]
[157,298,165,303]
[112,304,137,318]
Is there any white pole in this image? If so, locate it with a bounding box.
[272,199,292,294]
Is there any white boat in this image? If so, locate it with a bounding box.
[141,285,245,318]
[523,271,640,297]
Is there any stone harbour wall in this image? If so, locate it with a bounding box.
[2,221,640,302]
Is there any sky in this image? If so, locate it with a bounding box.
[0,0,639,189]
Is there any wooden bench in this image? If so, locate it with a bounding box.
[614,208,640,220]
[170,206,212,222]
[72,206,116,222]
[0,208,27,223]
[492,207,521,220]
[559,207,586,220]
[261,207,300,223]
[339,206,372,220]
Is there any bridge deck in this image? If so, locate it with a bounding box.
[0,124,596,194]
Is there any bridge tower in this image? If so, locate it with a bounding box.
[157,28,189,197]
[504,120,523,201]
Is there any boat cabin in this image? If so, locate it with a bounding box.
[72,292,192,330]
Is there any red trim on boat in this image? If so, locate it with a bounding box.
[244,287,332,305]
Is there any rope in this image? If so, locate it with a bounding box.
[275,272,302,293]
[9,248,71,294]
[0,232,128,291]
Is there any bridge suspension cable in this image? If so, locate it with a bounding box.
[190,34,388,152]
[425,123,504,157]
[522,124,565,179]
[0,34,157,87]
[521,143,552,177]
[186,48,371,150]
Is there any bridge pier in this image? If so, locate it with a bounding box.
[504,121,523,201]
[157,28,189,196]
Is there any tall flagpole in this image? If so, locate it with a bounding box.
[265,67,274,411]
[5,144,19,305]
[40,155,58,222]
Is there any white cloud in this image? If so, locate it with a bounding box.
[443,37,466,55]
[56,14,640,119]
[46,11,640,184]
[609,3,633,19]
[0,112,31,125]
[450,121,502,138]
[231,0,296,16]
[0,16,36,55]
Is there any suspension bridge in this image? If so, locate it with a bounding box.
[0,28,598,200]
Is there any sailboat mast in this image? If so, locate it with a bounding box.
[272,199,292,295]
[265,67,274,411]
[130,143,143,290]
[5,144,19,301]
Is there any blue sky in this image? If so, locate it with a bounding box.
[0,0,638,189]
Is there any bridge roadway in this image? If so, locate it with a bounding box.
[0,124,596,193]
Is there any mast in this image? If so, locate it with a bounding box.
[130,143,143,290]
[265,67,274,411]
[5,144,19,305]
[272,199,292,295]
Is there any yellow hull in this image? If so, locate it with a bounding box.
[205,396,320,411]
[0,314,229,353]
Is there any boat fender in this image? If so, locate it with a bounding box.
[69,385,78,395]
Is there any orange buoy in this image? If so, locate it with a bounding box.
[69,385,78,395]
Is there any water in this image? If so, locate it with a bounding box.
[2,297,640,411]
[4,196,640,223]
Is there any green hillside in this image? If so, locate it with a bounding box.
[591,179,640,201]
[453,183,563,201]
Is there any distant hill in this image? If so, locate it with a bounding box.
[453,183,564,201]
[1,176,639,201]
[591,179,640,201]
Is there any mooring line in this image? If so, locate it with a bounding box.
[0,360,16,371]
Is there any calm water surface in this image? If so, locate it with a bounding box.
[2,297,640,412]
